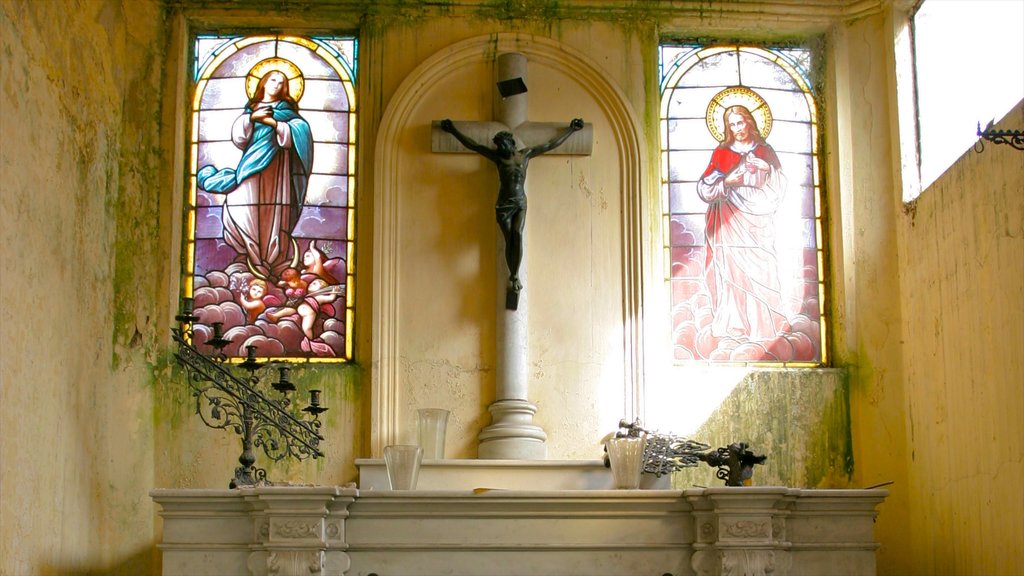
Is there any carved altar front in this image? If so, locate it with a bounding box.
[152,486,886,576]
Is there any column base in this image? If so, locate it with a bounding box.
[477,399,547,460]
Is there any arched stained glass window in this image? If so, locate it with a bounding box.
[660,44,825,366]
[184,34,357,362]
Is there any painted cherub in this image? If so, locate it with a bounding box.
[296,277,344,340]
[266,267,308,322]
[277,267,308,307]
[302,240,339,285]
[238,278,269,324]
[266,276,342,340]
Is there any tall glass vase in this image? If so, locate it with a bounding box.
[417,408,450,460]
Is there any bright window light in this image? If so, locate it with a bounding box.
[913,0,1024,193]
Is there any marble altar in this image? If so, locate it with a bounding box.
[152,482,887,576]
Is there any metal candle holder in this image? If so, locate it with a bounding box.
[173,297,327,488]
[975,120,1024,152]
[607,419,767,487]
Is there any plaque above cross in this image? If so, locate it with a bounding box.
[432,52,594,310]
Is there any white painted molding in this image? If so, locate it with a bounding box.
[371,33,647,457]
[153,486,888,576]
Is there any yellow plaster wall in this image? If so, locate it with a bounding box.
[0,0,165,573]
[826,10,913,574]
[9,1,1017,575]
[897,101,1024,575]
[830,8,1024,573]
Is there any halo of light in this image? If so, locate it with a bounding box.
[705,86,772,142]
[246,58,305,102]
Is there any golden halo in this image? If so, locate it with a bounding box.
[705,86,772,143]
[245,58,305,103]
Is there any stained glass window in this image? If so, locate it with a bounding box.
[184,34,357,361]
[660,44,825,365]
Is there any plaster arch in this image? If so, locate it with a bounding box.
[371,33,647,456]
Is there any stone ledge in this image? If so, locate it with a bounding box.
[355,458,671,491]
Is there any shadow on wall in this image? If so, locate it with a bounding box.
[672,368,854,489]
[42,546,156,576]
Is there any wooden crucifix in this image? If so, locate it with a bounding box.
[432,52,593,310]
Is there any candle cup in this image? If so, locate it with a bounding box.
[416,408,450,460]
[383,445,423,490]
[273,366,296,394]
[607,435,647,489]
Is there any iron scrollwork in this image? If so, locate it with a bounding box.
[606,419,709,477]
[975,120,1024,152]
[173,298,327,488]
[698,442,767,487]
[607,419,767,486]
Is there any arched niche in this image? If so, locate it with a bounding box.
[371,33,646,457]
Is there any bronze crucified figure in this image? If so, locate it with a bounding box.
[440,117,584,310]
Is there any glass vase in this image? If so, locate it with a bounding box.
[607,435,647,489]
[416,408,450,460]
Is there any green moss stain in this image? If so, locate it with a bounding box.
[252,363,365,482]
[473,0,562,24]
[154,352,365,486]
[290,362,365,403]
[673,369,853,488]
[803,376,854,487]
[151,349,199,433]
[110,19,168,370]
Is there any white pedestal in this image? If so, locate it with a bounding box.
[477,399,547,459]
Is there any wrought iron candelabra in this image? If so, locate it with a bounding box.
[608,419,767,487]
[975,120,1024,152]
[173,297,327,488]
[698,441,768,487]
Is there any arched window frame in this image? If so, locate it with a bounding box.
[182,33,358,363]
[658,42,828,367]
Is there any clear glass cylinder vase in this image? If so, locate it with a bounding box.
[383,444,423,490]
[416,408,450,460]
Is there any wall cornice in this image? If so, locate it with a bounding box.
[166,0,889,27]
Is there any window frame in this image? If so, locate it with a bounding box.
[657,38,830,368]
[180,31,360,363]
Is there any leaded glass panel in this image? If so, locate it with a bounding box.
[184,34,357,361]
[660,44,825,365]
